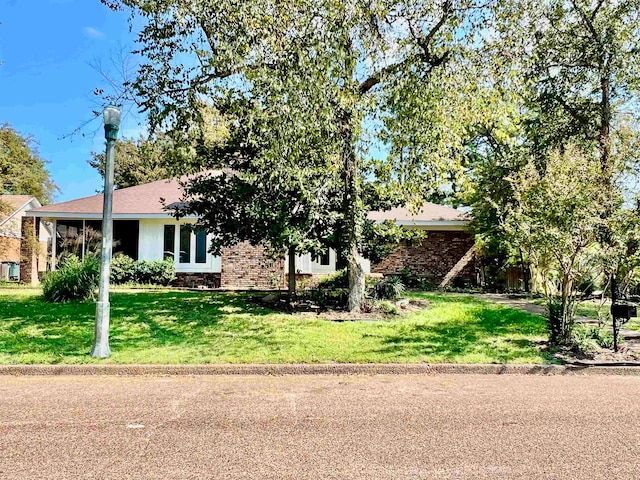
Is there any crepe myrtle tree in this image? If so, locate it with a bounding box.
[103,0,490,310]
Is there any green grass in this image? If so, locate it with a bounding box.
[0,288,552,364]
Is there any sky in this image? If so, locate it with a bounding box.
[0,0,143,202]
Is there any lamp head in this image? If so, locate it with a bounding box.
[103,105,121,141]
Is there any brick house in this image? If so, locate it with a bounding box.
[22,178,476,288]
[1,195,51,281]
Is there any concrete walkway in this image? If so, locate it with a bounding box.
[476,294,640,352]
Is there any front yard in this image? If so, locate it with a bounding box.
[0,288,552,364]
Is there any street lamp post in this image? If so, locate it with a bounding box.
[91,105,121,358]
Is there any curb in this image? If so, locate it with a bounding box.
[0,363,640,377]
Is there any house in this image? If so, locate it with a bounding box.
[21,178,476,288]
[1,195,51,280]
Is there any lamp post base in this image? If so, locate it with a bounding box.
[91,301,111,358]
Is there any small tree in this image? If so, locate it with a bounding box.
[505,145,606,344]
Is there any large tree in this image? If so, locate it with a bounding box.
[103,0,489,310]
[88,134,171,189]
[0,123,57,204]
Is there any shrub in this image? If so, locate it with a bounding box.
[133,259,176,286]
[370,275,405,300]
[316,269,348,289]
[110,254,136,284]
[378,300,400,315]
[42,255,99,302]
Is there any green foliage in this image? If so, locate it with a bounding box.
[505,145,606,344]
[572,324,615,354]
[103,0,491,310]
[316,269,349,289]
[42,255,99,303]
[110,254,136,284]
[111,255,177,286]
[0,123,58,203]
[378,300,400,315]
[370,276,405,301]
[132,259,176,286]
[397,270,435,291]
[88,135,171,189]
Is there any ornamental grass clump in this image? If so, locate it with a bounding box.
[42,255,99,303]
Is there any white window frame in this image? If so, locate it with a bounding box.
[168,223,220,273]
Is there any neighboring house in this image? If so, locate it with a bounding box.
[22,178,476,288]
[1,195,51,280]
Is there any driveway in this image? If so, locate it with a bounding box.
[1,374,639,479]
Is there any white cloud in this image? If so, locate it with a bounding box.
[84,27,105,39]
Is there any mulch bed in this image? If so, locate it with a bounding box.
[253,293,430,321]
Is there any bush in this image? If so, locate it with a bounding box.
[133,259,176,286]
[110,254,136,284]
[42,255,99,303]
[108,255,176,286]
[370,275,405,300]
[316,269,348,289]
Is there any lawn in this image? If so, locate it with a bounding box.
[530,297,640,331]
[0,288,553,364]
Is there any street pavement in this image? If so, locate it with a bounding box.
[1,373,639,479]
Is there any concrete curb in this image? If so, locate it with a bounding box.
[1,363,640,377]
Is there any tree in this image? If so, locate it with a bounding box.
[498,0,640,301]
[504,145,606,344]
[88,134,171,189]
[0,123,57,204]
[103,0,490,310]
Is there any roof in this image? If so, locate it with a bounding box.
[27,178,184,218]
[28,176,468,227]
[0,195,41,224]
[368,204,468,224]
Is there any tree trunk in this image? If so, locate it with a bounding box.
[519,249,530,293]
[341,110,364,312]
[288,245,296,300]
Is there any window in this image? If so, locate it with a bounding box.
[179,225,191,263]
[195,231,207,264]
[313,248,331,266]
[163,225,175,260]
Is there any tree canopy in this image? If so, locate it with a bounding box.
[103,0,491,309]
[0,123,57,204]
[88,134,171,189]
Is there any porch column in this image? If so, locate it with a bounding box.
[20,216,39,285]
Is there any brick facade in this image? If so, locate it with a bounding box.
[19,216,39,285]
[372,231,476,285]
[173,272,222,288]
[0,236,21,263]
[221,242,285,289]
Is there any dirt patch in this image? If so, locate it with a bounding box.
[254,294,430,321]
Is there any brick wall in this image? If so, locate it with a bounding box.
[19,216,38,285]
[221,242,285,289]
[0,236,21,262]
[371,231,476,284]
[173,272,221,288]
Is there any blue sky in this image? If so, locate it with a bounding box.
[0,0,141,202]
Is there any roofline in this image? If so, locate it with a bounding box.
[0,197,42,228]
[27,212,467,228]
[26,212,197,220]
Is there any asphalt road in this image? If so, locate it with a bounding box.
[1,374,639,479]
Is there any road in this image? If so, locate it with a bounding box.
[1,373,639,479]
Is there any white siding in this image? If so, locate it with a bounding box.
[138,219,221,273]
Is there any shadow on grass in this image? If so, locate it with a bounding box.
[0,290,276,361]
